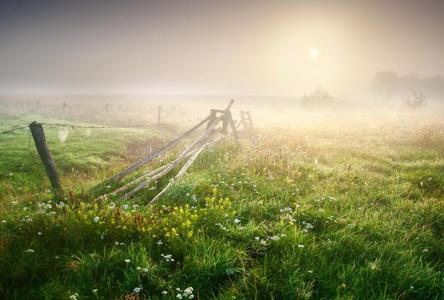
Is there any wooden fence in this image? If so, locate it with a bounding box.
[23,100,254,204]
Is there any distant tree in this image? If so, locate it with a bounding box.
[301,89,338,108]
[402,91,427,111]
[373,71,444,103]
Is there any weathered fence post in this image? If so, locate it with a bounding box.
[227,110,239,140]
[246,111,254,129]
[29,121,63,193]
[222,99,238,137]
[222,111,229,133]
[206,109,217,129]
[63,102,69,112]
[157,106,162,127]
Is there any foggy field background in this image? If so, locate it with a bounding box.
[1,94,443,299]
[1,0,444,298]
[1,91,443,127]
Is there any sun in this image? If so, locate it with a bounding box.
[309,47,320,59]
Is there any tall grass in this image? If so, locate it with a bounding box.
[1,116,443,299]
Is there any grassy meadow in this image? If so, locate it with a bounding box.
[1,113,443,299]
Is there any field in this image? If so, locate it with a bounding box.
[1,112,443,299]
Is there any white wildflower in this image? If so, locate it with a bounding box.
[233,218,241,224]
[22,215,33,223]
[215,222,228,231]
[133,287,142,293]
[279,206,293,213]
[25,248,35,253]
[124,259,131,264]
[161,254,174,262]
[69,293,79,300]
[184,287,193,295]
[93,216,100,223]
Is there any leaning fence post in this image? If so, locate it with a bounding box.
[29,121,63,193]
[206,109,217,129]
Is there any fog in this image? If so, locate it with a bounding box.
[1,0,443,122]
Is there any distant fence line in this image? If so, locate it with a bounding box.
[1,100,208,129]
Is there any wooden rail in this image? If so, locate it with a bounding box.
[98,100,240,202]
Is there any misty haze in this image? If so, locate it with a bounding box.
[1,1,443,299]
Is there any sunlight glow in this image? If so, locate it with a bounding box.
[309,47,320,59]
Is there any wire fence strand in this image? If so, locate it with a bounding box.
[1,117,205,136]
[0,125,29,135]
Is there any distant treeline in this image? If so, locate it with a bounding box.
[373,71,444,101]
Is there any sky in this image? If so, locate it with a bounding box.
[0,0,443,96]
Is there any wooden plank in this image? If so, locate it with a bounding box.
[96,146,202,200]
[148,139,211,204]
[122,116,222,199]
[148,133,226,205]
[108,115,210,182]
